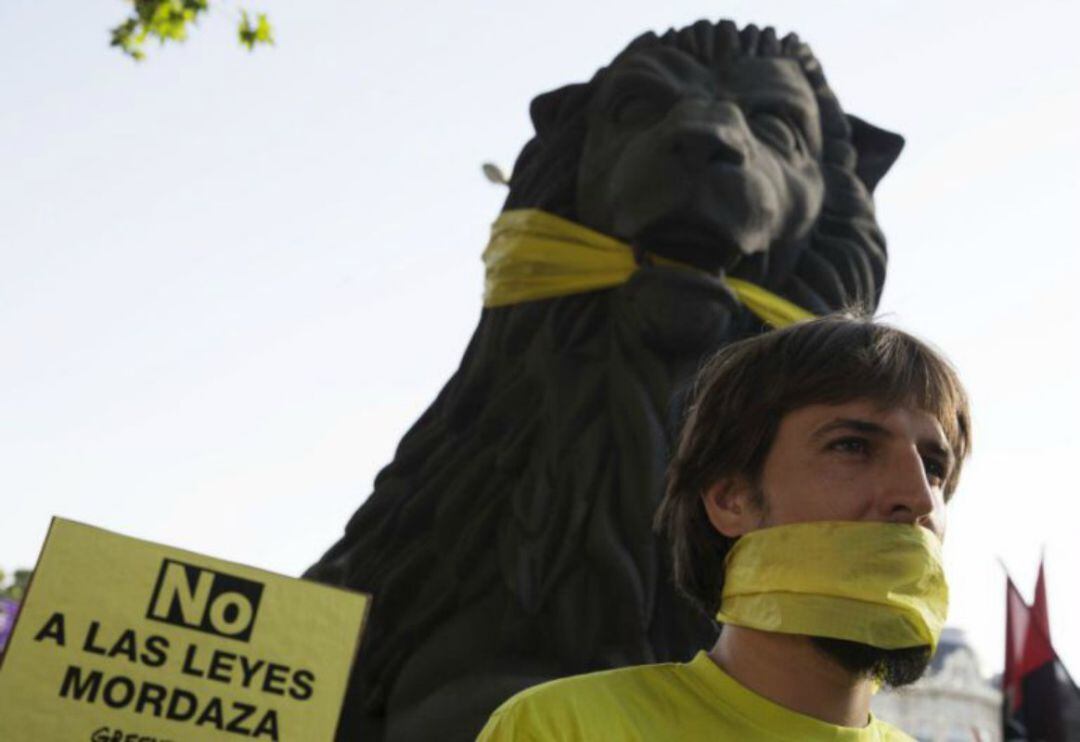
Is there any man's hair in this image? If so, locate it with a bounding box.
[655,314,971,616]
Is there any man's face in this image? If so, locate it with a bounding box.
[704,398,955,686]
[754,399,952,540]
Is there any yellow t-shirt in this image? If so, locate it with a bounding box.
[476,652,912,741]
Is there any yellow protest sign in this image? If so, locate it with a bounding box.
[0,518,370,742]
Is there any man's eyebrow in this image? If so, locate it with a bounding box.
[920,440,955,467]
[811,417,956,464]
[810,418,889,440]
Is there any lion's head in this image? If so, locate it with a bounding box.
[503,19,904,312]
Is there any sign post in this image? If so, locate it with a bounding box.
[0,518,369,741]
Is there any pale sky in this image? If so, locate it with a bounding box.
[2,0,1078,677]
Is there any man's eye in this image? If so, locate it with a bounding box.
[828,437,869,455]
[923,458,948,483]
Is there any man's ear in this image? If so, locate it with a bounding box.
[701,477,759,538]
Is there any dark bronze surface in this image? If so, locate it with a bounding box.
[306,19,904,741]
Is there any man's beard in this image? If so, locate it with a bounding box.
[747,492,935,689]
[812,637,933,688]
[745,490,936,687]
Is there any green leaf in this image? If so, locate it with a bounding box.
[112,1,273,60]
[109,17,144,60]
[238,10,274,51]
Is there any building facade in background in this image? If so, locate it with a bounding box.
[872,627,1001,742]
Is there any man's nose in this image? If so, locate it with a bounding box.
[880,447,938,528]
[668,101,749,169]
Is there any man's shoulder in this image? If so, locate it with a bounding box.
[541,658,685,689]
[476,660,698,741]
[869,716,918,742]
[499,659,694,715]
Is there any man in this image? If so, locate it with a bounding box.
[477,315,971,740]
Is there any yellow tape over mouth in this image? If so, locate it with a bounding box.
[715,521,948,652]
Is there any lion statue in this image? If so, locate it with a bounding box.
[306,19,904,742]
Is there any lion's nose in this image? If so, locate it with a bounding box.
[670,123,747,169]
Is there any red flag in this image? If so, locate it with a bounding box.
[1017,562,1056,680]
[1004,577,1029,714]
[1003,559,1080,741]
[1033,561,1052,643]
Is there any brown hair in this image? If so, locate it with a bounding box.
[654,315,971,615]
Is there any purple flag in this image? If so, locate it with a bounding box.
[0,598,18,653]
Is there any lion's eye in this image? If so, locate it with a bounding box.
[609,87,672,127]
[612,95,653,124]
[749,112,801,156]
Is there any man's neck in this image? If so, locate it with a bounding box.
[708,626,875,727]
